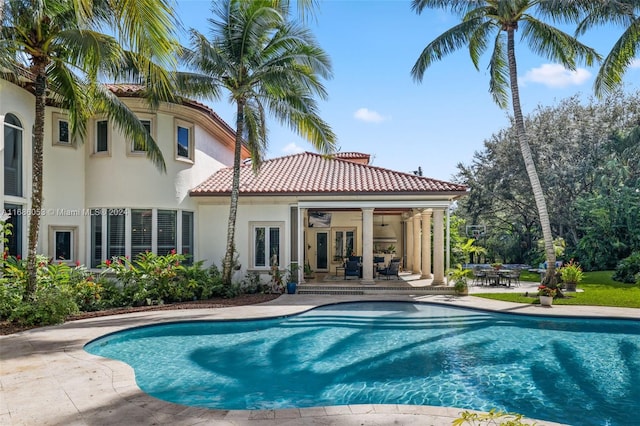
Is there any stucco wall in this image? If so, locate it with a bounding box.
[1,80,236,265]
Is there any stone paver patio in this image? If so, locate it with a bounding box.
[2,289,637,425]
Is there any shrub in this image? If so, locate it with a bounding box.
[613,252,640,283]
[10,284,78,326]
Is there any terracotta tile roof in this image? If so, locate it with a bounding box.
[104,84,236,136]
[191,152,468,196]
[333,152,370,161]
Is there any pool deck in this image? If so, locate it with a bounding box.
[2,288,638,426]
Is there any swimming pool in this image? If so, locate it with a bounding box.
[85,302,640,425]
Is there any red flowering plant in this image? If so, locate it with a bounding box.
[537,285,557,298]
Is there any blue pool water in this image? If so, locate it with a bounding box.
[85,302,640,425]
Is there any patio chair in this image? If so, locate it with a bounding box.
[472,267,486,286]
[505,269,521,287]
[378,260,400,280]
[344,260,360,280]
[373,256,385,270]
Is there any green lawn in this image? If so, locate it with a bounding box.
[475,270,640,308]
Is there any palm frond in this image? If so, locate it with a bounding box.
[520,16,600,69]
[594,18,640,97]
[488,32,509,109]
[412,17,483,82]
[242,98,268,170]
[90,84,167,173]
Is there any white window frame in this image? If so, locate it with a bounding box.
[48,226,78,264]
[92,118,111,156]
[250,222,284,270]
[89,208,192,268]
[4,113,24,198]
[175,118,194,162]
[129,115,156,155]
[52,112,73,147]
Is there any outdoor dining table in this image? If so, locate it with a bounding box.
[482,269,512,286]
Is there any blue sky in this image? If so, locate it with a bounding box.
[176,0,640,181]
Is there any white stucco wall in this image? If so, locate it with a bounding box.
[1,80,35,256]
[1,81,237,265]
[197,201,292,279]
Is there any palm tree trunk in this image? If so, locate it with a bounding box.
[506,29,557,286]
[222,100,245,285]
[26,62,47,297]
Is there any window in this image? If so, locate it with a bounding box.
[251,223,283,269]
[4,204,23,257]
[334,228,355,261]
[157,210,176,255]
[131,119,152,153]
[131,209,152,259]
[175,119,193,160]
[4,113,23,196]
[52,113,71,146]
[181,211,193,264]
[95,119,109,153]
[90,211,102,268]
[90,208,192,267]
[48,226,78,262]
[107,211,126,259]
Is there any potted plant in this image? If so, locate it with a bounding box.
[286,262,299,294]
[448,265,469,295]
[537,285,557,306]
[303,261,315,279]
[560,259,584,292]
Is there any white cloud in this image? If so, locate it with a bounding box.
[520,63,591,88]
[629,58,640,68]
[282,142,305,155]
[354,107,389,123]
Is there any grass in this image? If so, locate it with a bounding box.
[475,270,640,309]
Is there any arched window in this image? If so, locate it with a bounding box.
[4,113,23,197]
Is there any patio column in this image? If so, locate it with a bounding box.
[412,212,421,275]
[405,213,414,272]
[432,208,445,285]
[421,210,432,279]
[361,208,375,284]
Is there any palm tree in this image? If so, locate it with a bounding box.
[575,0,640,97]
[0,0,180,296]
[179,0,336,285]
[410,0,598,286]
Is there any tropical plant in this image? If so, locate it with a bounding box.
[410,0,599,287]
[613,251,640,284]
[178,0,336,285]
[455,92,640,268]
[576,1,640,97]
[0,0,180,296]
[560,259,584,284]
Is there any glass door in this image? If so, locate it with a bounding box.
[316,231,328,270]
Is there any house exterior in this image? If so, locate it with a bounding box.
[1,76,467,285]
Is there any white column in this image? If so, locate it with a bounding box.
[405,214,414,272]
[432,208,445,285]
[412,212,421,275]
[361,208,375,284]
[298,206,305,283]
[421,210,432,279]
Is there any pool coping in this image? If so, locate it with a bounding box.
[2,293,637,425]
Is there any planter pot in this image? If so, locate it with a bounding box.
[539,295,553,306]
[286,282,297,294]
[564,281,577,292]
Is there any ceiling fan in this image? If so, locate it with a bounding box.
[377,215,389,227]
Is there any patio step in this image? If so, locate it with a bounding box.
[296,284,455,296]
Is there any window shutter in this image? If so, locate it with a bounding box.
[131,209,152,259]
[157,210,176,255]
